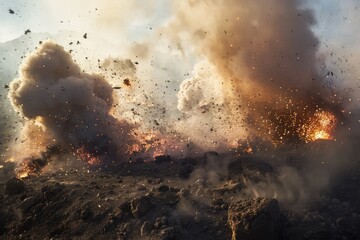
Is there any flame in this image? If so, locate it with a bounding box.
[15,156,46,179]
[130,131,185,159]
[75,146,101,165]
[301,110,337,142]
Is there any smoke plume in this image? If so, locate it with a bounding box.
[170,0,343,145]
[8,41,136,165]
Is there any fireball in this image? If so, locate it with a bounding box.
[301,110,337,143]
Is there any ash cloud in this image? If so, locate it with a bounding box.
[8,41,136,165]
[168,0,344,144]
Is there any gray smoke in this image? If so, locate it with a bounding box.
[8,41,136,165]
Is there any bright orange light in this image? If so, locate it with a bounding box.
[75,146,101,165]
[301,111,337,142]
[129,131,184,159]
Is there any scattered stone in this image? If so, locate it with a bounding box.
[154,216,168,229]
[228,198,281,240]
[5,178,25,196]
[212,198,227,210]
[130,196,151,218]
[141,221,153,236]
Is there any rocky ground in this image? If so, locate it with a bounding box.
[0,143,360,240]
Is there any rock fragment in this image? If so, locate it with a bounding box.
[130,196,151,218]
[141,221,153,236]
[228,198,281,240]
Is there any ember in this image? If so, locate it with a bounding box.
[301,111,337,143]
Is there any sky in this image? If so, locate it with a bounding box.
[0,0,171,43]
[0,1,358,43]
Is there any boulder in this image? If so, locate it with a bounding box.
[228,198,281,240]
[130,196,151,218]
[141,221,153,236]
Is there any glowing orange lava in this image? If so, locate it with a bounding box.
[301,110,337,143]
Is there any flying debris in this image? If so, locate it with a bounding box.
[123,78,131,86]
[8,9,15,14]
[1,1,359,239]
[24,29,31,35]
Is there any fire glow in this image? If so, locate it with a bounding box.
[301,111,337,143]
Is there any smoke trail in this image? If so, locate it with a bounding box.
[8,41,136,165]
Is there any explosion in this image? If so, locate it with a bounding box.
[3,0,349,177]
[301,110,337,143]
[1,1,360,240]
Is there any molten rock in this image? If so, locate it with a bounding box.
[228,198,281,240]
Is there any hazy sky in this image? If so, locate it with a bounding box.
[1,1,359,57]
[0,0,170,43]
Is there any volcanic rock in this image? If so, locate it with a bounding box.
[5,178,25,195]
[130,196,152,218]
[141,221,153,236]
[228,198,281,240]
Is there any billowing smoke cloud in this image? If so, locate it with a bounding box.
[168,0,344,145]
[8,41,136,165]
[176,61,247,150]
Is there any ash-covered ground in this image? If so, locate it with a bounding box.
[1,140,360,240]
